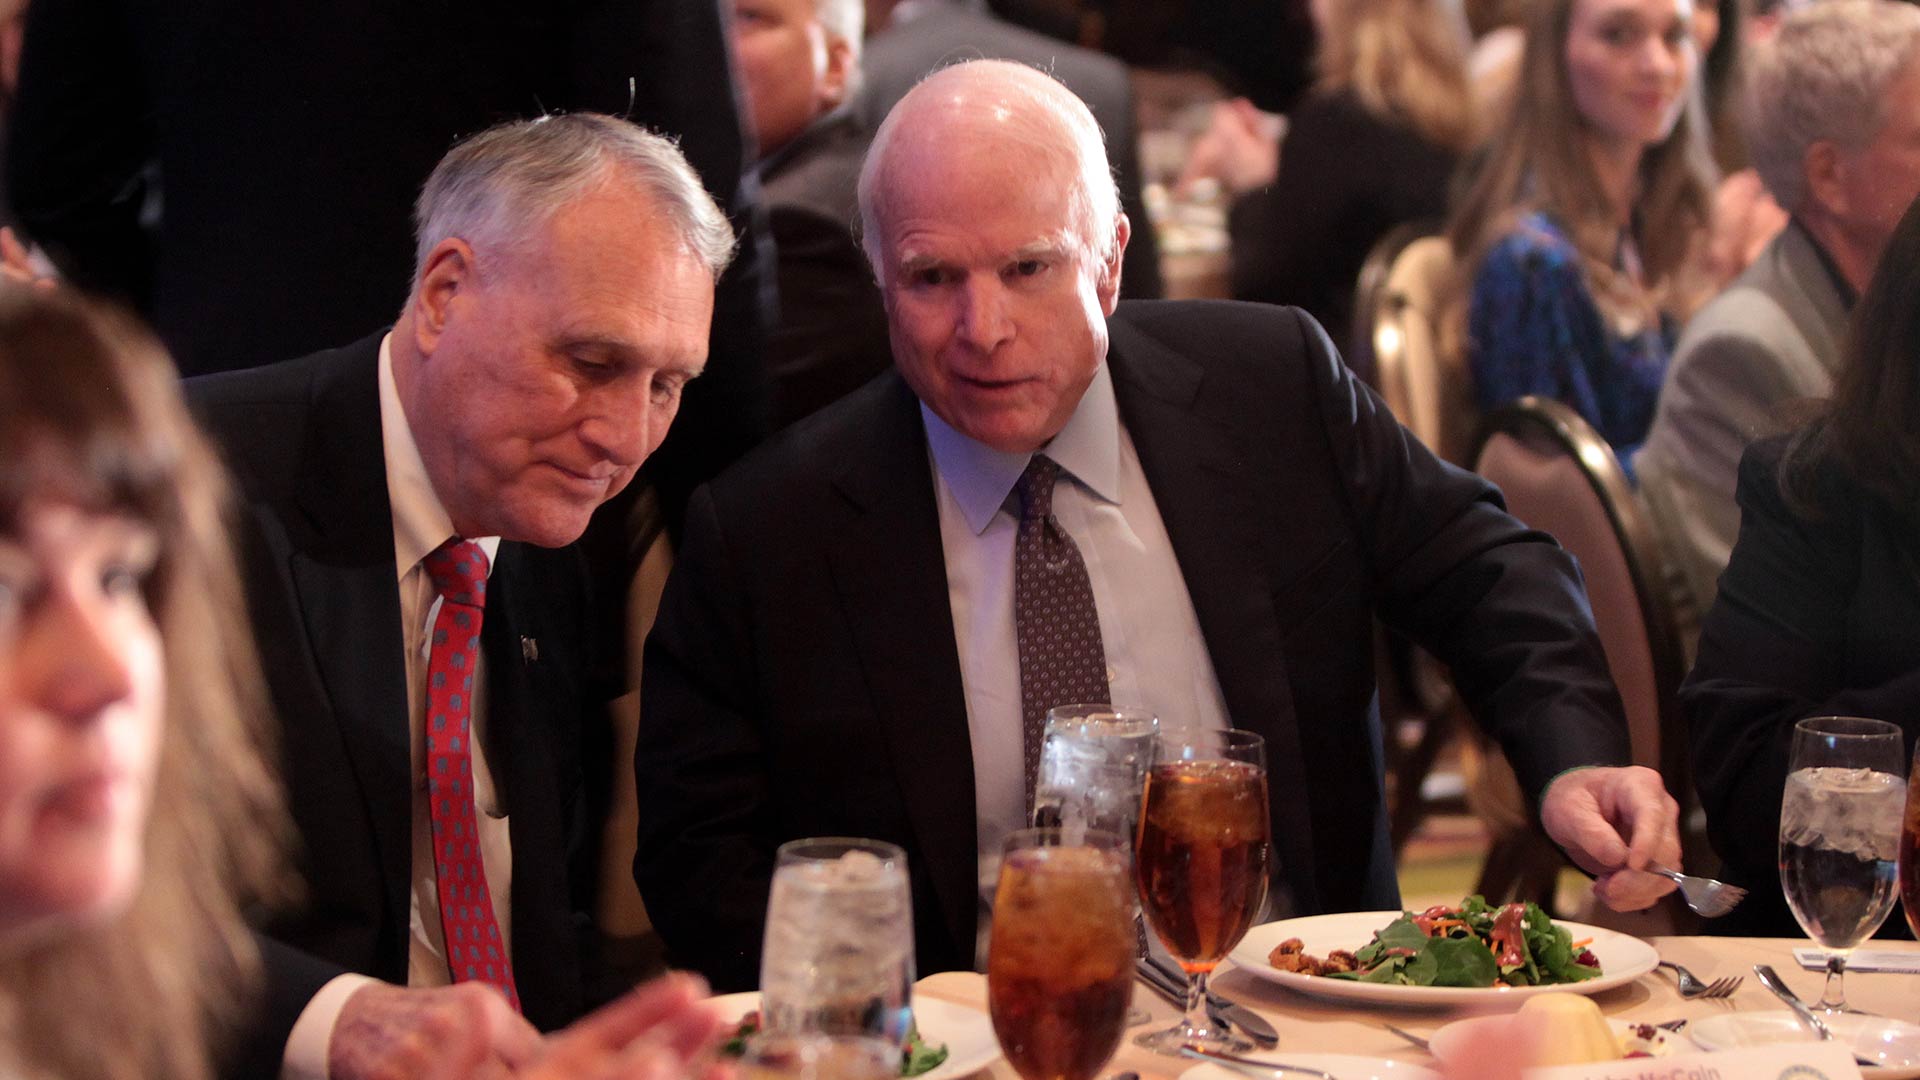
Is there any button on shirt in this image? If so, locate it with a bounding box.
[922,361,1230,965]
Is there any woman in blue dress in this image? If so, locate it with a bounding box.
[1447,0,1717,470]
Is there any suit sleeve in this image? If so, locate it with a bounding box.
[218,936,345,1080]
[632,484,775,993]
[6,0,156,303]
[1649,330,1799,612]
[1290,307,1632,795]
[1682,441,1920,882]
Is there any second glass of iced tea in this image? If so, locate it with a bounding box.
[1134,728,1269,1053]
[988,828,1136,1080]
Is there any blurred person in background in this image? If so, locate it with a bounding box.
[0,287,735,1080]
[731,0,893,428]
[1448,0,1717,472]
[0,287,283,1080]
[1639,0,1920,650]
[1182,0,1474,351]
[1683,190,1920,939]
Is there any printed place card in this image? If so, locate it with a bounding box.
[1523,1043,1864,1080]
[1794,947,1920,974]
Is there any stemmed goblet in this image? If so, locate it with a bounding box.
[1133,729,1270,1054]
[1779,717,1908,1013]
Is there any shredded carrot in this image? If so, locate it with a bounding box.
[1570,938,1593,949]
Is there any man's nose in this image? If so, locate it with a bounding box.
[577,389,659,468]
[956,278,1014,352]
[38,591,137,725]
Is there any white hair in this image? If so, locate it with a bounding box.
[412,113,737,286]
[1747,0,1920,211]
[856,60,1120,272]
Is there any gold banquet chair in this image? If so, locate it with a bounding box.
[1468,397,1695,923]
[1360,227,1480,466]
[1354,226,1476,852]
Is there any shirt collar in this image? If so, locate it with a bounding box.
[922,361,1122,535]
[379,333,501,580]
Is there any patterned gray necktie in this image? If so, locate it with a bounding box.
[1012,454,1111,808]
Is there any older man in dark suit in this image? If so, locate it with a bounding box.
[634,59,1683,993]
[191,114,733,1078]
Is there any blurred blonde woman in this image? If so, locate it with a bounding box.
[0,289,285,1080]
[1192,0,1474,345]
[1447,0,1716,471]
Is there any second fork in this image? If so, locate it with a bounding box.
[1658,960,1742,998]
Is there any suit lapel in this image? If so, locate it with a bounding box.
[285,340,416,942]
[1105,318,1323,913]
[824,375,980,960]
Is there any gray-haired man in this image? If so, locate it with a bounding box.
[188,114,734,1078]
[1640,0,1920,639]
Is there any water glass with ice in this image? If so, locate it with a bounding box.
[760,837,915,1046]
[1779,716,1908,1013]
[1031,704,1158,846]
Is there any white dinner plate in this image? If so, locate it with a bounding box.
[1181,1054,1440,1080]
[1225,911,1659,1007]
[1427,1013,1682,1064]
[712,991,1002,1080]
[1690,1011,1920,1079]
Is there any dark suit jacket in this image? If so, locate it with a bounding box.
[758,109,893,429]
[854,2,1162,301]
[8,0,772,538]
[188,334,625,1033]
[635,300,1630,991]
[1683,436,1920,938]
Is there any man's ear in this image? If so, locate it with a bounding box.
[1096,212,1130,315]
[820,37,856,110]
[1804,140,1851,219]
[410,238,478,355]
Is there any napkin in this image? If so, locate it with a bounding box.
[1793,947,1920,974]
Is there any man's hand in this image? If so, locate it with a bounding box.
[1539,765,1681,911]
[330,982,539,1080]
[511,972,729,1080]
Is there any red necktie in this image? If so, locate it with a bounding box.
[422,538,520,1010]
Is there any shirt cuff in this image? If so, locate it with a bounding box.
[280,972,379,1080]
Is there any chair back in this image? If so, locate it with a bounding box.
[1360,228,1479,465]
[1471,398,1690,797]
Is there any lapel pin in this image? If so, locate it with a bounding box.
[520,635,540,663]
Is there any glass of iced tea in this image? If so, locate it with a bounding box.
[1134,728,1269,1053]
[988,827,1136,1080]
[1900,736,1919,938]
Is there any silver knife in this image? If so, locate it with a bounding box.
[1139,957,1282,1048]
[1753,964,1878,1069]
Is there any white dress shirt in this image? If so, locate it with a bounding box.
[281,334,512,1077]
[922,361,1230,965]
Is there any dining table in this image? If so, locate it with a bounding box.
[914,936,1920,1078]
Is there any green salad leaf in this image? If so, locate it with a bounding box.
[1324,895,1603,988]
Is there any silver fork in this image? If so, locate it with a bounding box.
[1646,862,1748,917]
[1658,960,1742,998]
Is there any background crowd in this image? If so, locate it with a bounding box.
[0,0,1916,1076]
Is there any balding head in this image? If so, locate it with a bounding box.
[853,60,1131,454]
[858,60,1122,273]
